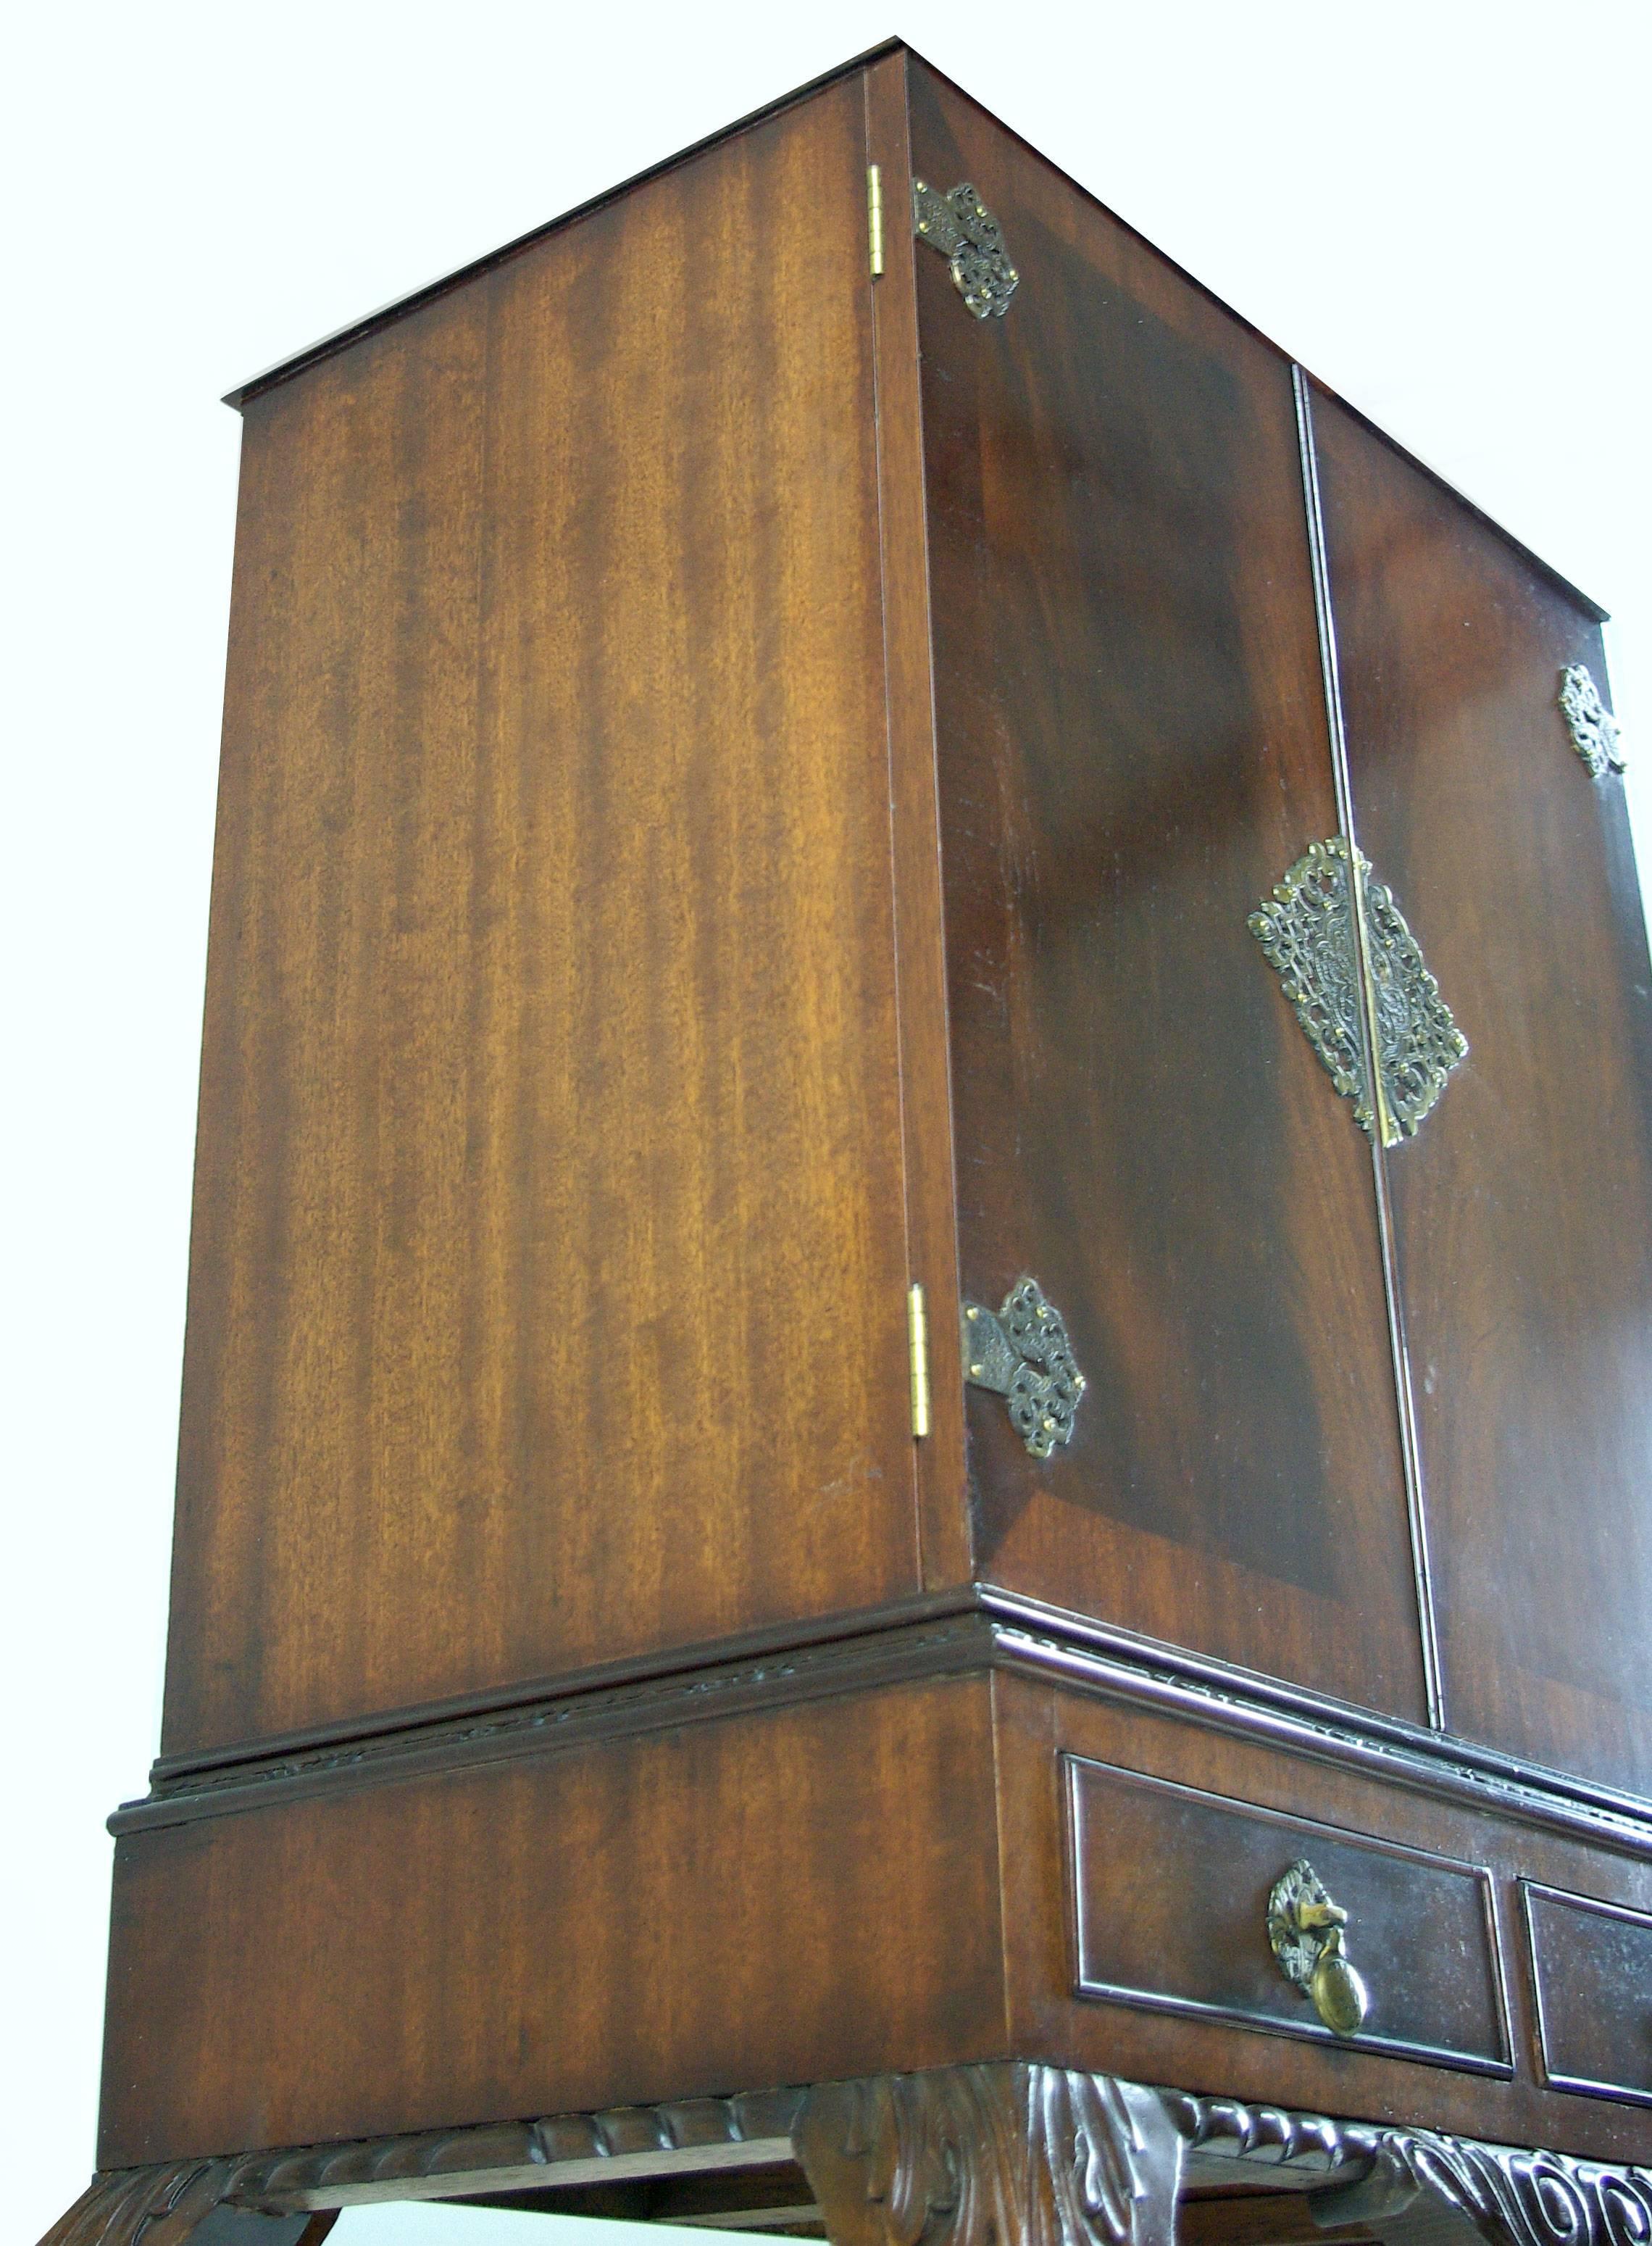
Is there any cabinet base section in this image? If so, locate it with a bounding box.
[98,1659,1652,2172]
[45,2066,1652,2246]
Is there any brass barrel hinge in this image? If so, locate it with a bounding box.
[867,165,884,279]
[907,1281,930,1439]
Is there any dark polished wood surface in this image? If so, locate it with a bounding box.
[166,77,924,1760]
[864,52,972,1589]
[908,65,1424,1719]
[100,1663,1652,2174]
[994,1672,1652,2163]
[1066,1754,1509,2072]
[73,46,1652,2224]
[1312,386,1652,1799]
[101,1678,1005,2167]
[1522,1882,1652,2101]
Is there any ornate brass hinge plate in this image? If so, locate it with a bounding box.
[1250,838,1467,1143]
[961,1278,1084,1457]
[911,179,1019,317]
[1559,662,1625,777]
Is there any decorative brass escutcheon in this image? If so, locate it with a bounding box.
[1559,662,1625,778]
[961,1277,1084,1457]
[912,178,1019,317]
[1249,838,1467,1145]
[1267,1858,1370,2036]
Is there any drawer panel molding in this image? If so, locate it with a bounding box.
[1523,1881,1652,2105]
[1064,1752,1513,2074]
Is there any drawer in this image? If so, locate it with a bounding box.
[1063,1754,1511,2074]
[1523,1882,1652,2105]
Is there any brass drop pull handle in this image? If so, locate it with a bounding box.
[1267,1859,1370,2036]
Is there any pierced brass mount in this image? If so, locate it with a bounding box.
[1250,837,1467,1145]
[961,1278,1084,1458]
[1559,662,1625,778]
[1267,1858,1370,2037]
[911,179,1019,317]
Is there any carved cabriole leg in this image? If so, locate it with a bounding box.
[793,2064,1185,2246]
[1306,2132,1652,2246]
[38,2164,333,2246]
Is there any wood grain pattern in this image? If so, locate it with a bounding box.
[864,49,972,1589]
[1065,1755,1509,2072]
[908,63,1425,1719]
[166,78,922,1758]
[1522,1884,1652,2100]
[1310,387,1652,1797]
[100,1677,1005,2168]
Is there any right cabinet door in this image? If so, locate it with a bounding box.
[1311,383,1652,1798]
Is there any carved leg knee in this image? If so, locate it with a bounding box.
[794,2063,1185,2246]
[39,2163,335,2246]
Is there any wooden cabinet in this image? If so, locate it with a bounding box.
[48,39,1652,2246]
[1314,388,1652,1794]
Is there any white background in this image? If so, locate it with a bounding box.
[4,3,1648,2239]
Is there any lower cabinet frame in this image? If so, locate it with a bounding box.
[41,2064,1652,2246]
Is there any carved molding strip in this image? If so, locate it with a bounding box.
[41,2075,1652,2246]
[226,2090,804,2212]
[1159,2088,1380,2176]
[110,1594,1652,1862]
[1308,2127,1652,2246]
[117,1613,992,1834]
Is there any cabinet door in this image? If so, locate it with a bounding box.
[1311,386,1652,1797]
[164,78,920,1760]
[909,62,1428,1721]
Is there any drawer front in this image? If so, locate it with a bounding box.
[1064,1754,1511,2074]
[1524,1883,1652,2105]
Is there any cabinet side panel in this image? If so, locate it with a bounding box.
[909,67,1426,1718]
[1313,389,1652,1798]
[101,1679,1004,2166]
[165,78,919,1758]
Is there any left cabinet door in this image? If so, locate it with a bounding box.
[164,75,921,1761]
[908,59,1430,1721]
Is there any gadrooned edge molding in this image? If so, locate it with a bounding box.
[50,2075,1652,2242]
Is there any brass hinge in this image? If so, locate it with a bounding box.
[907,1281,930,1439]
[867,164,884,278]
[1559,662,1625,777]
[961,1278,1084,1457]
[911,178,1018,317]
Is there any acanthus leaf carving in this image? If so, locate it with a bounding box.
[38,2160,330,2246]
[793,2064,1184,2246]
